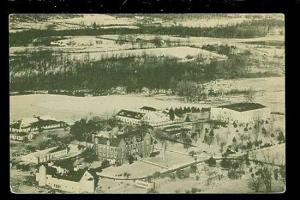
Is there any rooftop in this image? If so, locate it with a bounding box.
[218,102,266,112]
[95,130,146,146]
[22,146,58,159]
[44,165,93,182]
[140,106,158,111]
[116,109,145,120]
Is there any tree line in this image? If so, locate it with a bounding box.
[9,18,283,47]
[10,47,256,92]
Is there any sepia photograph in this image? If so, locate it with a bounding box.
[9,14,285,194]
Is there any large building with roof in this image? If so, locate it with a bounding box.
[92,130,153,164]
[21,146,69,164]
[10,115,68,133]
[36,164,97,193]
[115,108,171,127]
[210,102,271,123]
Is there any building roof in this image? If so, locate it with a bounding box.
[95,130,146,147]
[44,165,94,182]
[13,132,28,136]
[10,121,21,129]
[48,145,67,153]
[218,102,266,112]
[140,106,158,111]
[30,119,63,128]
[116,109,145,120]
[22,146,60,159]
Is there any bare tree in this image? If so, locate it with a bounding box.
[256,151,276,192]
[244,87,256,103]
[153,128,167,160]
[248,176,262,192]
[220,141,227,153]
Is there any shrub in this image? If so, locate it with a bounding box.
[247,177,262,192]
[220,158,232,169]
[176,169,189,179]
[152,172,161,179]
[232,162,240,170]
[206,157,217,167]
[127,155,135,164]
[228,170,240,179]
[101,160,110,169]
[150,151,160,157]
[190,164,197,173]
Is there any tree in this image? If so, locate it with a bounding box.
[232,136,237,148]
[248,176,262,192]
[262,127,268,137]
[93,22,97,29]
[175,80,198,100]
[244,88,256,103]
[206,157,216,167]
[70,118,91,141]
[183,137,192,149]
[153,128,168,160]
[190,164,197,174]
[220,141,227,153]
[279,165,286,185]
[228,169,240,179]
[152,36,164,47]
[169,108,175,121]
[127,155,135,164]
[258,166,273,192]
[205,129,215,147]
[277,130,285,143]
[23,137,29,143]
[101,160,110,168]
[220,158,232,169]
[152,171,161,179]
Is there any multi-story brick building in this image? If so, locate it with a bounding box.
[92,130,153,164]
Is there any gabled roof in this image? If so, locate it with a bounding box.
[44,165,94,182]
[95,130,146,147]
[116,109,145,120]
[218,102,266,112]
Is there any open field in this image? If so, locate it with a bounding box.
[249,143,285,166]
[10,77,284,123]
[9,14,285,194]
[205,76,285,113]
[9,94,209,123]
[61,46,227,62]
[10,14,282,33]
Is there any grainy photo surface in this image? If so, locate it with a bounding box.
[9,14,285,194]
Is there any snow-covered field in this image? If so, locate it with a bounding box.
[9,94,209,124]
[9,77,285,123]
[206,77,285,113]
[62,46,227,61]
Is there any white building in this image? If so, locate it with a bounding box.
[10,116,67,133]
[10,132,34,141]
[115,108,171,127]
[210,102,270,123]
[36,165,96,193]
[21,146,69,164]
